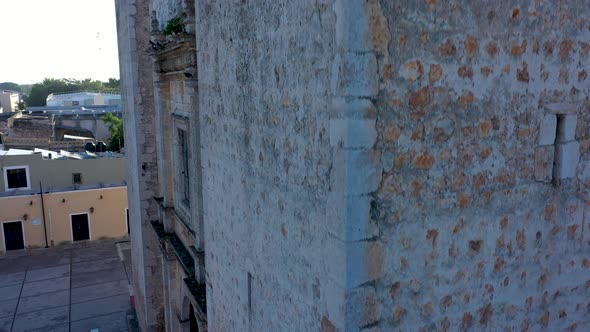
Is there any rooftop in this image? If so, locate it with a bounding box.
[25,105,120,115]
[0,147,124,160]
[1,90,20,95]
[48,90,120,96]
[0,106,120,120]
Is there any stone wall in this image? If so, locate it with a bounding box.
[151,0,182,31]
[0,114,112,141]
[196,1,344,330]
[119,0,590,331]
[56,117,111,140]
[370,1,590,331]
[196,1,590,330]
[0,119,8,134]
[10,118,53,139]
[115,0,164,330]
[149,7,202,329]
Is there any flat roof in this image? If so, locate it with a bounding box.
[0,148,35,156]
[0,148,124,160]
[63,135,94,141]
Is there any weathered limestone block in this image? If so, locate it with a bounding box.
[534,146,554,183]
[329,119,377,149]
[557,114,578,142]
[554,141,580,180]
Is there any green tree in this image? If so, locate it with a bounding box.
[24,78,119,106]
[104,78,120,90]
[0,82,22,92]
[75,78,104,91]
[19,84,32,94]
[101,113,124,151]
[16,100,26,111]
[26,78,76,106]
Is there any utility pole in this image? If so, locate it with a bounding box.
[40,181,49,248]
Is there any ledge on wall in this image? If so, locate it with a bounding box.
[167,233,195,277]
[149,219,207,321]
[184,277,207,318]
[150,220,167,242]
[149,219,195,277]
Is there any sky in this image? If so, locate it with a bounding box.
[0,0,120,85]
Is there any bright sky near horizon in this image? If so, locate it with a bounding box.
[0,0,120,85]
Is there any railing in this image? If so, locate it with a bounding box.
[168,233,195,277]
[184,277,207,317]
[149,220,207,318]
[149,220,196,277]
[1,137,87,149]
[48,90,120,97]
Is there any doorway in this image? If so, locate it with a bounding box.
[71,213,90,241]
[189,304,198,332]
[2,221,25,251]
[126,208,130,234]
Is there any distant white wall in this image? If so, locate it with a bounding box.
[46,92,121,107]
[0,92,19,113]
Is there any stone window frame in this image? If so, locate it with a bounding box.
[537,103,580,184]
[178,128,190,205]
[171,115,191,226]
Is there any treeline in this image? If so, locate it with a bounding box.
[0,78,120,107]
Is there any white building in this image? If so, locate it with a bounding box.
[0,91,19,113]
[46,91,121,107]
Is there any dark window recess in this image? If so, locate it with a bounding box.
[178,128,190,205]
[3,221,24,250]
[189,304,198,332]
[150,220,167,242]
[73,173,82,184]
[184,277,207,317]
[71,214,90,241]
[6,168,28,189]
[248,272,253,313]
[72,100,79,106]
[168,233,195,276]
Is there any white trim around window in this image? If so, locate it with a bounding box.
[1,220,26,252]
[3,165,31,191]
[69,212,92,243]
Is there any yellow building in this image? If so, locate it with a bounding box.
[0,186,128,252]
[0,148,128,253]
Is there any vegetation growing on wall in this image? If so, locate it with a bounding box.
[101,112,124,151]
[164,17,184,35]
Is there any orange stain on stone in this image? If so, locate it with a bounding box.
[413,154,435,169]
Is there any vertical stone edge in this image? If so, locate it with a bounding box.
[329,0,387,330]
[115,0,165,330]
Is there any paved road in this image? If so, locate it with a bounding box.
[0,240,132,332]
